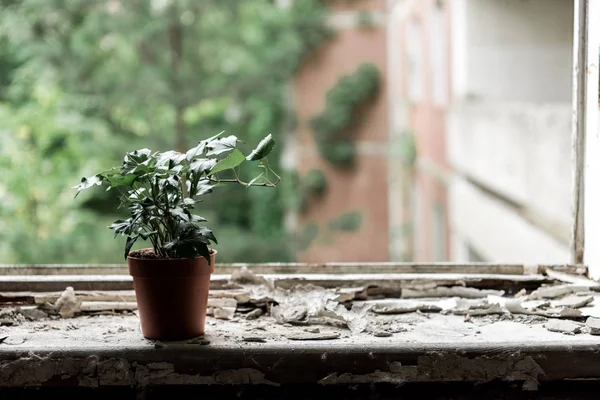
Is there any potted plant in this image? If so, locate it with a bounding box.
[73,132,278,340]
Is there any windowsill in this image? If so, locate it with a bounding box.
[1,264,599,389]
[1,306,600,388]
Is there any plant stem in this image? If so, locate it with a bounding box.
[208,177,279,187]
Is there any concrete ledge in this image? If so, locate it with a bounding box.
[1,314,600,388]
[2,339,600,388]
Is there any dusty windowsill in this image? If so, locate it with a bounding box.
[1,312,600,389]
[1,265,600,389]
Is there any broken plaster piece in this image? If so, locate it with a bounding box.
[242,335,266,343]
[213,307,236,320]
[370,301,442,315]
[245,309,263,320]
[319,301,369,334]
[544,319,583,335]
[271,305,307,324]
[402,286,504,299]
[586,317,600,335]
[287,332,340,341]
[528,285,588,300]
[551,295,594,309]
[54,287,81,319]
[334,287,368,303]
[464,304,503,316]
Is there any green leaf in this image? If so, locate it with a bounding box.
[185,132,225,161]
[157,151,186,166]
[163,222,213,262]
[109,218,138,238]
[246,134,275,161]
[124,235,139,259]
[205,135,238,156]
[195,181,214,196]
[106,173,137,188]
[190,158,217,174]
[191,214,207,223]
[199,226,218,244]
[208,149,245,175]
[170,208,190,222]
[72,174,104,197]
[186,143,206,161]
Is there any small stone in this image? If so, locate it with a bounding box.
[245,309,263,320]
[586,317,600,335]
[0,319,14,327]
[200,339,210,345]
[373,330,392,337]
[304,327,320,333]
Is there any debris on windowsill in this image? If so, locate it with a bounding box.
[544,319,584,335]
[586,317,600,335]
[286,332,340,341]
[54,286,81,318]
[2,266,600,348]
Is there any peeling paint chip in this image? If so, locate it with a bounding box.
[287,332,340,341]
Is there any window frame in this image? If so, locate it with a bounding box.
[0,0,594,281]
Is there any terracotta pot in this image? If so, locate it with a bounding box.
[128,249,216,341]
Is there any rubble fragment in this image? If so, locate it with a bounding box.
[54,287,81,318]
[242,335,266,343]
[586,317,600,335]
[544,319,583,335]
[402,286,504,299]
[271,305,307,324]
[334,287,368,303]
[372,330,392,337]
[18,307,47,321]
[320,301,370,334]
[556,307,582,318]
[551,295,594,309]
[528,285,586,300]
[287,332,340,340]
[245,309,263,320]
[464,304,503,316]
[213,307,235,320]
[207,297,237,320]
[370,301,442,314]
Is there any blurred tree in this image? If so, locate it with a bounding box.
[0,0,332,263]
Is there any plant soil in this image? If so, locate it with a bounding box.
[128,249,163,259]
[129,248,216,260]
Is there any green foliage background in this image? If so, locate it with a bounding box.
[0,0,331,263]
